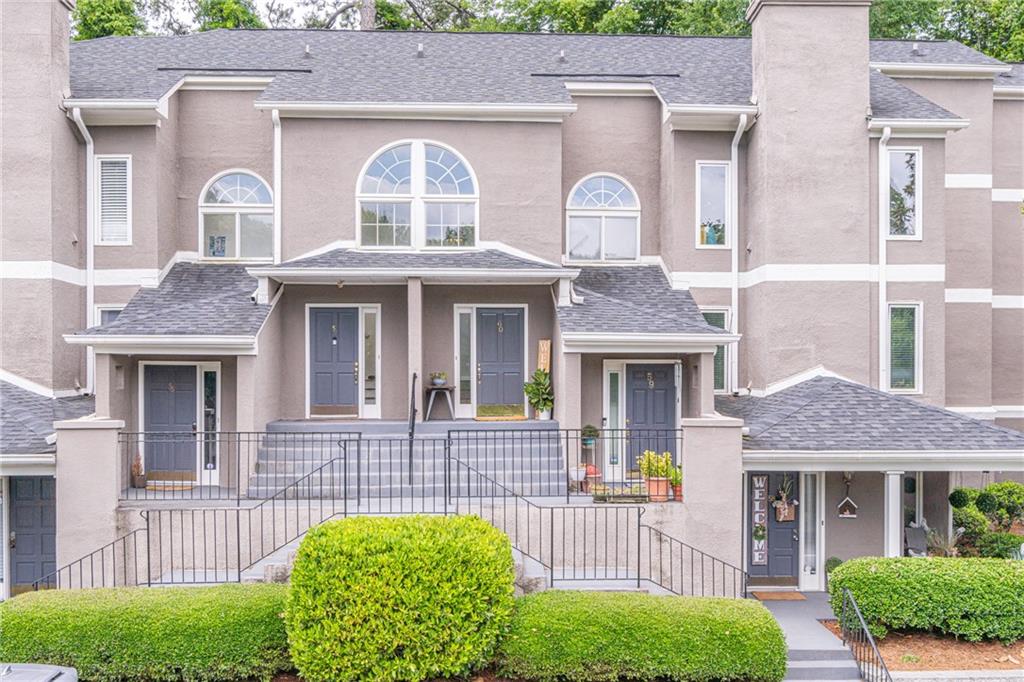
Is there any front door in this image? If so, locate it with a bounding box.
[476,308,524,417]
[625,364,677,469]
[10,476,56,594]
[748,472,800,584]
[144,364,198,480]
[309,307,359,416]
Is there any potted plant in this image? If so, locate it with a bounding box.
[581,424,599,448]
[568,462,588,492]
[772,474,798,521]
[638,450,673,503]
[429,371,447,387]
[130,451,146,489]
[669,465,683,501]
[523,368,553,420]
[583,463,602,493]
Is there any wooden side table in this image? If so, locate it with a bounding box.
[425,385,456,420]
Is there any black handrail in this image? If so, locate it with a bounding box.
[839,588,893,682]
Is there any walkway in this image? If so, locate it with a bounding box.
[761,592,861,681]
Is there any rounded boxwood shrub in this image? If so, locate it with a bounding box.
[953,505,990,544]
[948,487,976,509]
[978,532,1024,559]
[976,491,999,515]
[828,557,1024,642]
[0,584,289,681]
[496,591,787,682]
[285,515,514,682]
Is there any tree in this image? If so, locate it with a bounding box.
[195,0,266,30]
[73,0,146,40]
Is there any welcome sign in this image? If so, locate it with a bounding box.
[751,475,768,566]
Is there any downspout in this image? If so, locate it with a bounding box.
[877,126,892,391]
[71,107,95,394]
[272,109,282,264]
[729,114,747,394]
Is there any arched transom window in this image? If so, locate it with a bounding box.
[566,174,639,261]
[358,141,478,248]
[200,171,273,260]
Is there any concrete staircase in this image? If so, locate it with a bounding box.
[784,649,861,681]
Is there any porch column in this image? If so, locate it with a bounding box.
[883,470,904,557]
[685,352,716,417]
[93,353,112,417]
[555,351,581,430]
[236,355,257,433]
[680,416,744,566]
[408,277,423,422]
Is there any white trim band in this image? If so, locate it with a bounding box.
[992,189,1024,202]
[674,263,946,289]
[945,173,992,189]
[743,450,1024,472]
[945,288,993,304]
[993,295,1024,309]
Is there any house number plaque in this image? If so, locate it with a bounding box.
[751,475,768,566]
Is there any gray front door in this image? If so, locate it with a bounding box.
[748,471,800,581]
[10,476,56,594]
[476,308,524,414]
[144,364,198,479]
[310,307,359,416]
[625,364,677,469]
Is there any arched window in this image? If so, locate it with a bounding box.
[200,171,273,260]
[357,141,478,248]
[565,174,639,261]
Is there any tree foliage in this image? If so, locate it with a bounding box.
[195,0,266,29]
[73,0,146,40]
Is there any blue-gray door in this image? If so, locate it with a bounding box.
[748,472,800,581]
[625,364,677,469]
[10,476,56,593]
[310,307,359,416]
[144,364,198,479]
[476,308,524,413]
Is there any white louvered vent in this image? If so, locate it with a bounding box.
[99,158,130,243]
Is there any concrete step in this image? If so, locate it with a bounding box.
[266,420,561,435]
[784,649,861,682]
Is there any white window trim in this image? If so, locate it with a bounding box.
[303,304,383,419]
[698,306,731,393]
[355,140,480,250]
[95,154,132,246]
[695,160,731,250]
[197,168,275,262]
[93,304,124,326]
[886,301,923,394]
[886,146,923,242]
[564,172,641,263]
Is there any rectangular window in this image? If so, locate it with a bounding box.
[697,162,728,247]
[363,309,377,407]
[96,307,123,326]
[98,157,131,244]
[701,310,728,391]
[360,201,411,246]
[567,215,638,261]
[888,149,921,238]
[889,304,921,392]
[425,202,475,247]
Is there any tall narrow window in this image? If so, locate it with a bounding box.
[701,310,728,391]
[458,311,472,406]
[98,156,131,244]
[697,162,729,247]
[200,171,273,260]
[566,174,639,261]
[889,303,921,392]
[888,148,921,238]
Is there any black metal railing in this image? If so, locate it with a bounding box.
[30,526,150,590]
[641,524,747,598]
[839,588,893,682]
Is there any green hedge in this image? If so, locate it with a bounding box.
[953,505,990,545]
[285,515,515,682]
[496,591,787,682]
[0,584,289,681]
[978,532,1024,559]
[828,557,1024,642]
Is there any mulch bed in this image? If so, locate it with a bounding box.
[820,620,1024,671]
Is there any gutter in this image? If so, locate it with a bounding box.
[878,126,892,391]
[70,108,95,394]
[729,114,747,394]
[272,109,282,264]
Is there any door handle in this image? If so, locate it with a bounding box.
[8,531,14,550]
[792,530,799,542]
[354,361,360,384]
[191,421,197,434]
[477,363,482,384]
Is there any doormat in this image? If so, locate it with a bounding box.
[752,591,806,601]
[474,415,528,422]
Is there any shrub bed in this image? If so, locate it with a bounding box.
[285,515,514,682]
[0,584,289,681]
[828,557,1024,642]
[496,590,787,682]
[978,532,1024,559]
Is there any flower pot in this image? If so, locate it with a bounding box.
[672,483,683,501]
[646,476,670,503]
[583,464,602,493]
[131,474,147,489]
[536,408,552,420]
[581,437,596,448]
[569,466,587,486]
[431,377,445,387]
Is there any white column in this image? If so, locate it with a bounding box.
[883,471,904,557]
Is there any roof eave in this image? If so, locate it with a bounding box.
[743,449,1024,472]
[560,331,740,354]
[868,117,970,137]
[246,267,579,285]
[64,333,258,355]
[665,104,758,132]
[254,101,577,122]
[994,86,1024,101]
[65,98,167,126]
[870,62,1012,79]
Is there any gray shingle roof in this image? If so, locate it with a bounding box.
[69,30,996,120]
[869,39,1005,66]
[996,63,1024,87]
[715,376,1024,451]
[870,70,958,119]
[82,263,270,336]
[558,266,726,335]
[274,248,565,270]
[1,382,95,454]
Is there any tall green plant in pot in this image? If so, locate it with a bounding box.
[638,451,673,503]
[523,369,553,420]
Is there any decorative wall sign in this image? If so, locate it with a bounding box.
[537,340,551,372]
[751,475,768,565]
[837,472,858,518]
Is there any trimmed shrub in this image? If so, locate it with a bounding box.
[983,481,1024,530]
[828,557,1024,642]
[978,532,1024,559]
[976,491,999,515]
[496,591,787,682]
[285,515,514,682]
[948,487,977,509]
[953,505,990,544]
[0,584,289,681]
